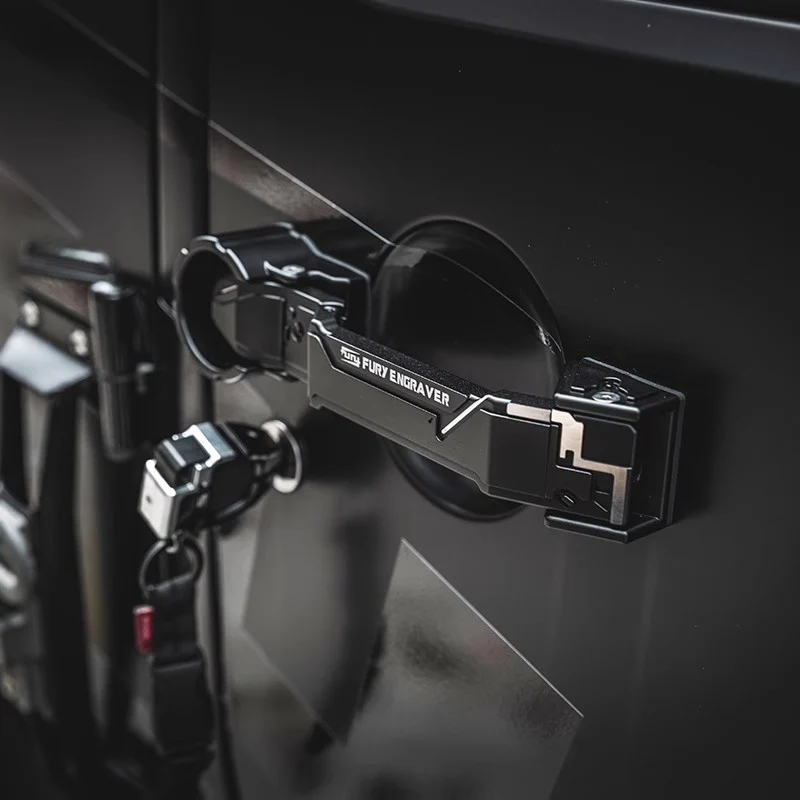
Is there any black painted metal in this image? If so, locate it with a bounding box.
[0,4,162,796]
[367,0,800,85]
[0,2,153,278]
[1,0,800,798]
[373,220,563,520]
[205,1,800,798]
[0,329,100,790]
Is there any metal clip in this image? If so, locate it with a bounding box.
[138,422,235,539]
[138,420,299,541]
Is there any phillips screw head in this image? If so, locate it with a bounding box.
[592,390,622,404]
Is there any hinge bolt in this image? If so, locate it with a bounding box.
[20,300,40,328]
[69,329,90,358]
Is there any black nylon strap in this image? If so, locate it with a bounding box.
[147,570,214,800]
[139,419,287,800]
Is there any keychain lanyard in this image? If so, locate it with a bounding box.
[134,419,301,799]
[136,534,212,800]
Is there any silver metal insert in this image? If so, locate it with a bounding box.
[138,423,244,538]
[507,403,552,423]
[138,459,191,539]
[551,410,631,527]
[186,422,234,483]
[439,394,510,438]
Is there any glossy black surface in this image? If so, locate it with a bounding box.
[242,535,581,798]
[208,1,800,798]
[373,220,563,519]
[1,0,800,797]
[0,3,152,279]
[45,0,154,74]
[368,0,800,84]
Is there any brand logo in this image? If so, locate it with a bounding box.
[340,345,361,368]
[338,343,453,410]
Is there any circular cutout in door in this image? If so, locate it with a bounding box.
[372,219,564,520]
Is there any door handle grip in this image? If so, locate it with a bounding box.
[173,223,685,542]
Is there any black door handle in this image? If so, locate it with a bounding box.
[173,222,684,542]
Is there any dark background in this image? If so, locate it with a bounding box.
[1,1,799,798]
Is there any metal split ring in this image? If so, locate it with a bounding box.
[261,418,303,494]
[138,534,204,598]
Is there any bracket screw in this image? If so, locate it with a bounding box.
[592,390,621,404]
[20,300,40,328]
[69,329,90,358]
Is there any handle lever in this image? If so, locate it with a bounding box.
[173,223,684,542]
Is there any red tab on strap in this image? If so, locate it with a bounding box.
[134,605,154,655]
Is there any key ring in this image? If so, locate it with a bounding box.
[138,534,204,599]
